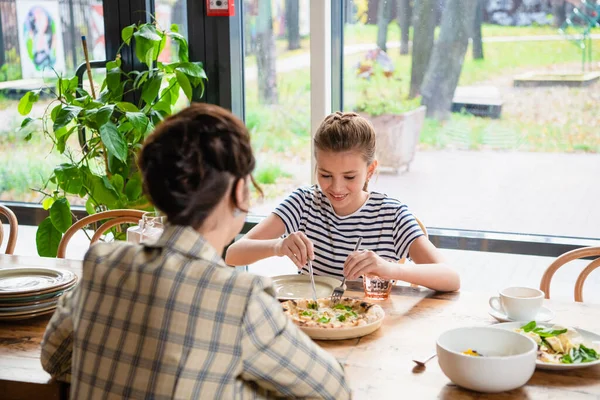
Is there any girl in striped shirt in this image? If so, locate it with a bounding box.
[226,112,460,292]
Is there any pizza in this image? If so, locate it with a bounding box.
[281,297,385,329]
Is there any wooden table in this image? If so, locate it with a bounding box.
[1,255,599,399]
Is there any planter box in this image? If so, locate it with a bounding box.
[360,105,426,174]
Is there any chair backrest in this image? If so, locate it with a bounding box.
[540,246,600,302]
[0,204,18,254]
[57,209,146,259]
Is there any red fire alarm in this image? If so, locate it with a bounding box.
[206,0,235,16]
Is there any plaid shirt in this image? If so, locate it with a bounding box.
[42,225,350,399]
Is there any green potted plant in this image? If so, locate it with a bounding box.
[353,48,426,173]
[17,22,207,257]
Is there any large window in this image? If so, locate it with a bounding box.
[339,0,599,238]
[241,0,599,239]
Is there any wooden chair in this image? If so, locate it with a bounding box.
[57,209,145,259]
[540,246,600,302]
[0,204,18,254]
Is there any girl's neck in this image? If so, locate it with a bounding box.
[331,190,370,216]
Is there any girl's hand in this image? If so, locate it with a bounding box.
[274,232,315,269]
[343,250,393,280]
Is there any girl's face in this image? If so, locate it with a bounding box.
[316,150,376,216]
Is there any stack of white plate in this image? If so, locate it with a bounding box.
[0,267,77,321]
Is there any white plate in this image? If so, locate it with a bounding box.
[492,321,600,370]
[300,317,384,341]
[0,308,56,321]
[0,302,57,317]
[0,268,76,296]
[488,306,554,323]
[271,274,344,301]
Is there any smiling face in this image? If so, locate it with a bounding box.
[316,149,377,216]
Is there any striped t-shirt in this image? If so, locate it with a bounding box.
[273,185,424,278]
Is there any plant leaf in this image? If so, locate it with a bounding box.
[106,67,121,92]
[18,92,38,115]
[122,24,135,45]
[133,70,149,89]
[50,104,62,122]
[85,197,98,215]
[36,217,62,257]
[57,133,67,154]
[169,83,181,106]
[53,105,82,132]
[126,112,150,135]
[176,62,207,79]
[154,87,174,114]
[42,197,55,210]
[109,174,125,193]
[134,25,161,68]
[83,171,120,209]
[69,76,79,91]
[175,70,192,101]
[21,117,35,128]
[168,32,188,63]
[54,163,83,194]
[50,198,72,233]
[96,105,115,126]
[107,153,129,177]
[19,117,37,138]
[136,24,161,42]
[100,122,128,162]
[141,74,163,105]
[116,102,139,112]
[157,35,167,61]
[125,175,143,201]
[55,125,77,140]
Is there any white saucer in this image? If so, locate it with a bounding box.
[488,306,554,323]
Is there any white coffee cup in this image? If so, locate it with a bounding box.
[489,287,544,321]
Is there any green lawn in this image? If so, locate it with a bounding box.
[246,23,596,68]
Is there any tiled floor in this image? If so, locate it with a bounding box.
[4,224,600,306]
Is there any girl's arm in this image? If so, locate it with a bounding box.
[394,236,460,292]
[344,236,460,292]
[224,214,314,269]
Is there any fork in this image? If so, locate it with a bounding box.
[331,237,362,305]
[307,258,319,309]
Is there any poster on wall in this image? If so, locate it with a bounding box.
[16,0,66,79]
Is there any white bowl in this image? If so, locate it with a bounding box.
[436,327,537,393]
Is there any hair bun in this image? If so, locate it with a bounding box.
[139,103,258,228]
